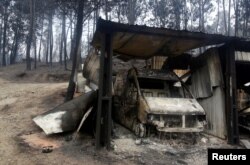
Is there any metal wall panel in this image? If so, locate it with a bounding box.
[199,87,227,139]
[207,49,224,87]
[189,64,212,98]
[189,48,227,139]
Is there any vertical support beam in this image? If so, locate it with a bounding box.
[225,42,239,144]
[104,33,113,149]
[95,33,113,149]
[95,33,105,149]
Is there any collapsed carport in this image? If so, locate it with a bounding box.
[92,18,249,149]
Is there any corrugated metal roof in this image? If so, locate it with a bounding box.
[235,51,250,62]
[92,18,235,59]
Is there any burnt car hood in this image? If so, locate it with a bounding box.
[144,97,205,115]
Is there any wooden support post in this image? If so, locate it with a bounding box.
[225,42,239,144]
[95,33,113,149]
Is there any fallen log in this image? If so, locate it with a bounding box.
[33,90,97,135]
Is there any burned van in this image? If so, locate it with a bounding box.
[83,50,206,137]
[113,68,206,137]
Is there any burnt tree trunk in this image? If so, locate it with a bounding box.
[10,34,16,64]
[59,34,63,65]
[69,13,74,61]
[127,0,137,25]
[183,0,188,30]
[26,0,34,70]
[65,0,84,101]
[62,10,68,70]
[234,0,239,36]
[223,0,228,35]
[117,1,121,22]
[38,14,44,62]
[200,0,205,32]
[46,26,49,64]
[12,0,23,64]
[2,2,9,67]
[50,25,53,67]
[33,0,37,69]
[69,30,76,63]
[49,10,53,68]
[0,23,3,65]
[59,21,63,65]
[87,17,90,53]
[105,0,108,20]
[228,0,231,36]
[12,35,19,64]
[10,17,21,65]
[34,36,37,69]
[216,0,220,33]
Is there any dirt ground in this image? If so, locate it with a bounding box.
[0,63,245,165]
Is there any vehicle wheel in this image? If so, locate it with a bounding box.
[135,123,146,138]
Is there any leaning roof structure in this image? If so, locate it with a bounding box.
[92,18,250,59]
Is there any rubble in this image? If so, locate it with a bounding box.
[200,137,208,144]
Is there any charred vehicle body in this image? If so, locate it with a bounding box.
[83,51,206,137]
[113,68,206,137]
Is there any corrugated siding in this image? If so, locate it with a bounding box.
[207,50,224,87]
[199,87,226,139]
[235,51,250,62]
[190,48,224,98]
[189,48,227,139]
[189,64,212,98]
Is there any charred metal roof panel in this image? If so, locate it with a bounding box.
[92,18,235,59]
